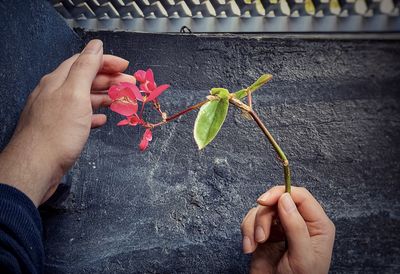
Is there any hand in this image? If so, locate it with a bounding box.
[241,186,335,274]
[0,40,135,206]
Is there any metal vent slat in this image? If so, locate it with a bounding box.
[50,0,400,32]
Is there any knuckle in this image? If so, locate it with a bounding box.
[71,57,94,72]
[289,217,307,233]
[240,207,257,232]
[327,219,336,236]
[254,206,268,222]
[298,186,307,192]
[269,185,283,192]
[39,74,52,86]
[64,86,83,101]
[240,221,250,233]
[270,185,279,191]
[318,217,336,238]
[297,187,311,196]
[28,89,38,100]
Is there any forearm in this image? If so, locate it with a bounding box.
[0,131,63,207]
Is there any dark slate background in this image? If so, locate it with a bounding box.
[1,1,400,273]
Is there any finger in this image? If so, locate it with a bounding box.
[278,193,312,260]
[63,39,103,94]
[257,186,328,224]
[91,73,136,91]
[27,54,79,105]
[37,54,128,94]
[254,205,276,243]
[91,114,107,128]
[27,54,80,110]
[241,207,258,254]
[256,186,285,206]
[35,54,80,96]
[46,54,128,87]
[91,90,108,95]
[100,55,130,74]
[91,94,112,111]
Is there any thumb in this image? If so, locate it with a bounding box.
[278,193,312,260]
[64,39,103,93]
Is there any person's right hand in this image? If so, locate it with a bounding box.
[241,186,335,274]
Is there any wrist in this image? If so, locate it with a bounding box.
[0,132,63,207]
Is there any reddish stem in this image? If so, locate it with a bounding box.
[149,99,209,128]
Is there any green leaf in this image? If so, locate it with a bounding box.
[193,98,229,150]
[233,89,247,100]
[233,74,273,100]
[249,74,272,92]
[210,88,230,99]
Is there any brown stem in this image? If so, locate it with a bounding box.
[149,99,209,128]
[229,97,291,193]
[248,92,253,110]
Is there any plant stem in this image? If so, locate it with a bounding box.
[249,110,291,193]
[150,99,209,128]
[229,97,291,193]
[248,92,253,109]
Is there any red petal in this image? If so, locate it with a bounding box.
[146,69,154,83]
[121,82,143,101]
[139,136,149,151]
[140,83,150,94]
[117,119,129,126]
[144,129,152,141]
[134,70,146,83]
[108,85,120,100]
[119,82,136,89]
[129,116,142,126]
[148,81,156,91]
[139,129,152,151]
[110,101,137,117]
[146,84,170,102]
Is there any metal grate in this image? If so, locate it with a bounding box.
[50,0,400,32]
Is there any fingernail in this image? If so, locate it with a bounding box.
[281,193,296,213]
[82,40,103,54]
[255,226,266,242]
[257,191,269,203]
[242,236,252,254]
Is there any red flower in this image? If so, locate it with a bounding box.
[108,68,169,152]
[135,69,170,102]
[139,129,152,151]
[108,83,140,116]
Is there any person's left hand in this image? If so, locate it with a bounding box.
[0,40,135,206]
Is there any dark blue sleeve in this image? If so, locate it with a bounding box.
[0,184,44,274]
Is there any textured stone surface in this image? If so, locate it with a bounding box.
[41,32,400,273]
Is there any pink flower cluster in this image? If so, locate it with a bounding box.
[108,69,170,151]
